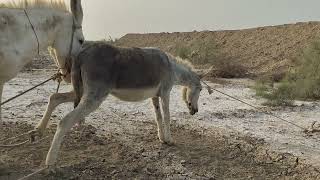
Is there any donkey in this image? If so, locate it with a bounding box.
[0,0,84,125]
[44,42,204,166]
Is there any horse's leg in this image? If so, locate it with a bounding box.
[33,91,75,136]
[152,97,165,142]
[160,93,174,144]
[45,92,105,166]
[0,82,3,128]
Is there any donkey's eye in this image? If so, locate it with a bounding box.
[79,39,84,44]
[188,102,192,107]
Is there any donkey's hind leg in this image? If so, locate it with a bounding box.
[160,93,174,144]
[33,91,75,138]
[152,97,165,142]
[45,92,105,166]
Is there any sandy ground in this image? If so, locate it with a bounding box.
[1,70,320,179]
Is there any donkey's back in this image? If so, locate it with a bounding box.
[76,43,172,88]
[72,43,174,103]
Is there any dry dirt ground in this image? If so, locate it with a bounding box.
[1,71,320,179]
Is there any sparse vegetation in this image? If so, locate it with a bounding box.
[210,56,249,78]
[173,39,247,78]
[254,39,320,106]
[174,43,192,60]
[174,39,218,65]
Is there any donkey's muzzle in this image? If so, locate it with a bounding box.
[190,109,198,115]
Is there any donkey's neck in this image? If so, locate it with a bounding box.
[173,63,198,87]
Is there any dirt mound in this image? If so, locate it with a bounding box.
[1,122,319,179]
[116,21,320,77]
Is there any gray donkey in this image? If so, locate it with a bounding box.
[43,42,204,166]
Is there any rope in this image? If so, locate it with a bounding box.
[56,80,61,93]
[0,131,30,142]
[24,9,40,55]
[1,73,63,106]
[200,81,308,131]
[18,167,49,180]
[0,134,49,148]
[0,140,29,148]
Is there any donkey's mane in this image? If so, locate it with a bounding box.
[166,53,194,71]
[0,0,68,12]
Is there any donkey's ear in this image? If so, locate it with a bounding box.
[70,0,83,25]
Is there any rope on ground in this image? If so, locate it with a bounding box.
[200,80,310,132]
[0,140,29,148]
[0,131,31,142]
[0,135,49,148]
[18,167,49,180]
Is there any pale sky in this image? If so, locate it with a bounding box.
[2,0,320,40]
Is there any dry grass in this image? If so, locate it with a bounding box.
[174,39,248,78]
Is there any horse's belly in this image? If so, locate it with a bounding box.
[0,46,33,82]
[111,87,159,102]
[0,60,19,82]
[0,57,25,82]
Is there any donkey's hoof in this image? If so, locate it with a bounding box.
[160,138,175,146]
[29,129,44,142]
[46,165,58,174]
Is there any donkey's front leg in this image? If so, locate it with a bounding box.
[33,91,75,138]
[152,97,165,142]
[46,96,103,166]
[160,93,174,144]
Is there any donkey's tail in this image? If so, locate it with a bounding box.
[71,58,83,108]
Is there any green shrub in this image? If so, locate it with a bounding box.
[254,39,320,106]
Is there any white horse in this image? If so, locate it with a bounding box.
[0,0,84,125]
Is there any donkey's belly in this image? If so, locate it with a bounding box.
[111,87,159,102]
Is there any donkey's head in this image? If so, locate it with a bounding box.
[181,68,214,115]
[52,0,84,76]
[182,82,202,115]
